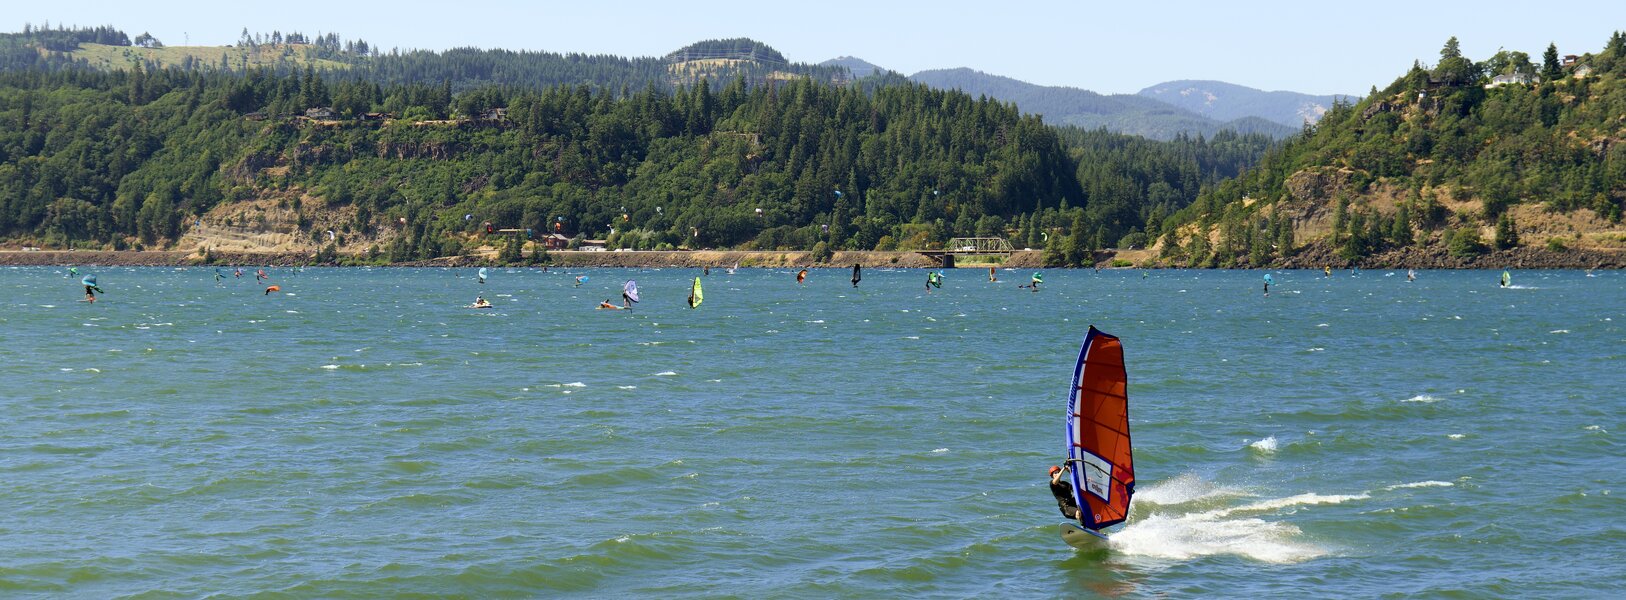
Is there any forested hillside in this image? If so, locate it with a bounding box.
[1157,34,1626,268]
[0,67,1275,262]
[0,25,1278,264]
[0,26,845,93]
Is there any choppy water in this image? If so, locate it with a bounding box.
[1,266,1621,597]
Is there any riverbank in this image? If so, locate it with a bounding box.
[0,246,1619,269]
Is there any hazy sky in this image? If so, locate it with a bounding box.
[10,0,1624,95]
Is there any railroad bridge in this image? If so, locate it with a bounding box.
[917,237,1013,268]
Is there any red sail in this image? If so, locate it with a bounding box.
[1065,326,1134,531]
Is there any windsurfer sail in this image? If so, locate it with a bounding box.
[1500,270,1511,288]
[797,269,808,284]
[478,267,489,285]
[688,277,703,308]
[989,267,997,283]
[1059,326,1135,547]
[851,264,862,288]
[1264,273,1274,296]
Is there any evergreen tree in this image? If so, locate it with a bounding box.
[1541,43,1562,81]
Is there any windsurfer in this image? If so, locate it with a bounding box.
[1048,466,1081,521]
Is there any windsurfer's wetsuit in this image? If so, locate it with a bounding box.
[1050,477,1082,521]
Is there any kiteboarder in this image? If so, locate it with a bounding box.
[1048,465,1081,521]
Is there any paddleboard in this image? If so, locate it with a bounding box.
[1060,522,1108,549]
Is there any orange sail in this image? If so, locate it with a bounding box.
[1065,326,1135,531]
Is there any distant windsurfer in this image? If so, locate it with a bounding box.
[989,267,997,283]
[1407,269,1417,282]
[1048,465,1081,521]
[1324,266,1331,277]
[851,264,861,288]
[797,269,808,284]
[1026,272,1043,292]
[256,268,268,283]
[574,275,585,287]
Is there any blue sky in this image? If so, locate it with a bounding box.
[10,0,1624,95]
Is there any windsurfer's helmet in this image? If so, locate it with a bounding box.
[1049,466,1062,476]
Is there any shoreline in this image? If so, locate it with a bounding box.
[0,246,1620,269]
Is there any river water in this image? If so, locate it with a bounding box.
[1,266,1620,597]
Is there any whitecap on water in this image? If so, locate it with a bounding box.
[1248,436,1278,453]
[1384,481,1454,490]
[1447,433,1466,440]
[903,335,920,340]
[321,365,340,370]
[1200,492,1370,519]
[562,382,586,387]
[617,386,637,390]
[1402,394,1438,403]
[655,371,677,376]
[1549,329,1569,334]
[931,448,949,453]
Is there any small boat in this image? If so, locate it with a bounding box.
[1058,326,1136,549]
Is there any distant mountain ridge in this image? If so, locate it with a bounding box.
[1137,80,1351,127]
[906,67,1296,140]
[819,56,883,78]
